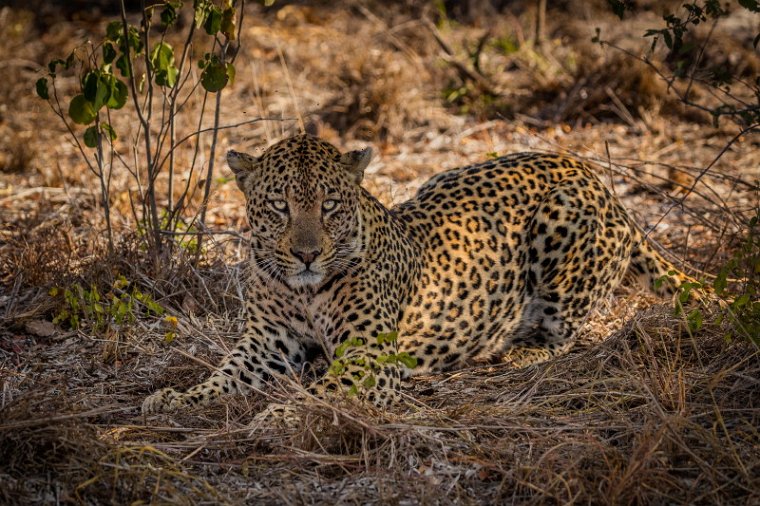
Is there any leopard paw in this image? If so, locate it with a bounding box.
[142,387,184,414]
[248,402,301,434]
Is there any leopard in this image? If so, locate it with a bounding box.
[142,133,692,415]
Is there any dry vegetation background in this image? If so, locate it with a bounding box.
[1,0,759,504]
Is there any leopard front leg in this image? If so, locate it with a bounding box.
[142,325,309,414]
[246,330,405,433]
[308,328,405,409]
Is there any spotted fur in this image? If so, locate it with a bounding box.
[142,134,689,414]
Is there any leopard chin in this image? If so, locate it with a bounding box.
[287,269,325,289]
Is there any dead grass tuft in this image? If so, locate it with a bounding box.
[0,398,222,503]
[320,47,435,141]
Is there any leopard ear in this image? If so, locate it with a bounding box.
[227,150,260,191]
[339,147,372,184]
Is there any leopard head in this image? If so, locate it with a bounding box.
[227,134,372,289]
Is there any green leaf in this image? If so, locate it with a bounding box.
[100,123,117,141]
[204,5,223,35]
[106,20,123,41]
[608,0,627,19]
[713,266,729,294]
[734,294,751,309]
[83,125,99,148]
[103,41,117,64]
[221,6,236,39]
[127,26,143,53]
[151,43,178,88]
[687,309,703,332]
[397,352,418,369]
[156,65,179,88]
[150,42,175,72]
[328,359,346,376]
[678,282,698,303]
[161,3,178,27]
[68,95,97,124]
[663,30,673,50]
[116,54,131,78]
[194,0,211,28]
[362,375,376,389]
[35,77,49,99]
[83,71,98,101]
[201,61,229,92]
[47,58,66,76]
[376,331,398,345]
[738,0,760,12]
[107,79,128,109]
[83,71,111,110]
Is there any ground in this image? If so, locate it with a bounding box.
[1,1,759,504]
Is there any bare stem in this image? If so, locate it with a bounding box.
[196,42,228,262]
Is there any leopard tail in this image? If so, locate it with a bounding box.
[627,228,701,296]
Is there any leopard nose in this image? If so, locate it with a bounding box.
[291,247,322,267]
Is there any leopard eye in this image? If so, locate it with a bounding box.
[268,199,288,213]
[322,199,340,213]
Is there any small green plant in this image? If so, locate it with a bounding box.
[712,212,760,343]
[35,1,247,263]
[598,0,760,129]
[656,271,706,333]
[663,211,760,342]
[50,275,165,333]
[328,332,417,396]
[492,34,520,55]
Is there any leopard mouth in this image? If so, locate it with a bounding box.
[287,268,324,288]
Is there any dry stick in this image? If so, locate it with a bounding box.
[140,1,161,256]
[539,135,749,234]
[162,117,291,240]
[195,49,227,262]
[84,43,115,253]
[49,83,97,177]
[0,406,133,431]
[105,107,117,251]
[94,115,113,253]
[642,123,760,242]
[425,19,499,98]
[534,0,546,48]
[250,60,273,145]
[48,71,115,250]
[599,38,759,122]
[684,18,718,105]
[168,90,209,237]
[156,21,196,222]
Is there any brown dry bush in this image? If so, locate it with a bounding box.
[320,47,435,140]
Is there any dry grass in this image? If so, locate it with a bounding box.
[1,1,759,504]
[2,300,758,504]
